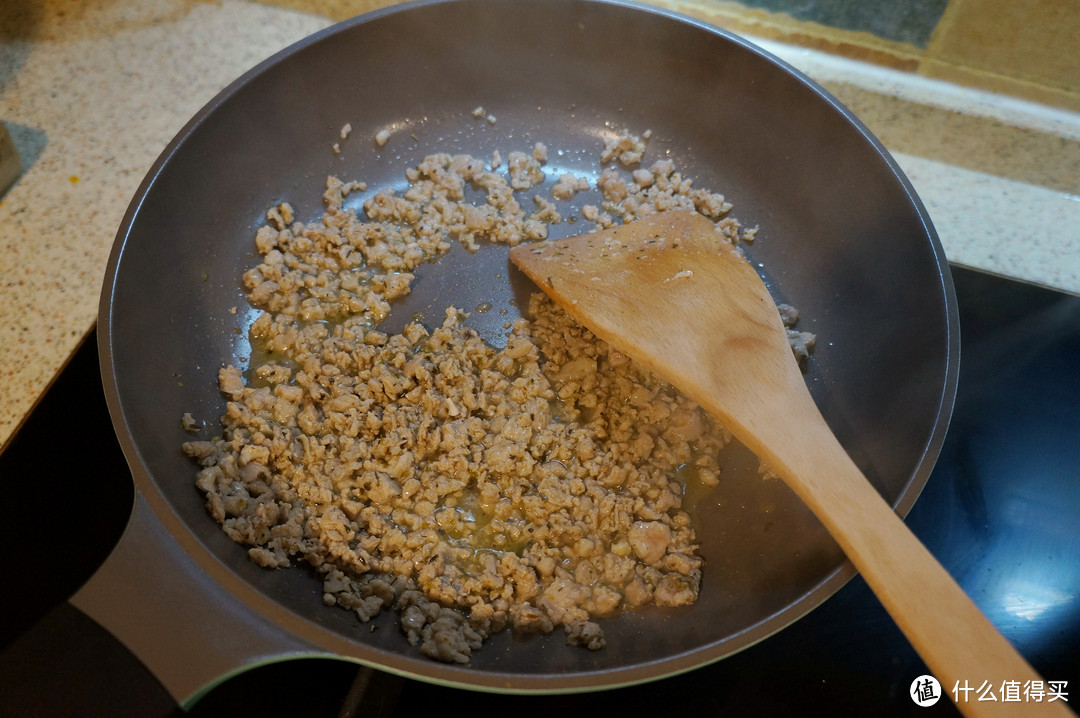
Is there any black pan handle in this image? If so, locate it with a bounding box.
[70,489,322,708]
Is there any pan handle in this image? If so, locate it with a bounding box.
[70,489,323,708]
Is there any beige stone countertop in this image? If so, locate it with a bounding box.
[2,0,1078,449]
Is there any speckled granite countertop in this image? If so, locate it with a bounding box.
[1,0,1078,449]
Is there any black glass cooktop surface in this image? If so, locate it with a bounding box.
[1,265,1077,717]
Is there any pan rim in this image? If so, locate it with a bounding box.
[97,0,959,693]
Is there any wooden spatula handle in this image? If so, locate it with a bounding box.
[746,388,1072,717]
[510,211,1073,717]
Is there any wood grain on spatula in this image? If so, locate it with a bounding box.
[509,209,1072,718]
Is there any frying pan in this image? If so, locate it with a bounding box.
[84,0,959,707]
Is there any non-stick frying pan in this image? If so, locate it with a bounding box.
[84,0,958,706]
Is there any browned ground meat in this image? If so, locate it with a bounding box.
[183,128,812,663]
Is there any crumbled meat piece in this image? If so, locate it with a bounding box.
[628,521,672,564]
[565,620,605,650]
[600,129,649,165]
[507,151,545,190]
[551,172,590,200]
[777,303,800,327]
[218,365,244,399]
[531,195,563,224]
[654,573,699,607]
[581,203,614,228]
[788,329,817,365]
[777,303,816,364]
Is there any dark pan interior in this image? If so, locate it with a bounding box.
[100,0,958,691]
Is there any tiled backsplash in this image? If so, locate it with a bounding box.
[659,0,1080,112]
[730,0,949,47]
[247,0,1080,111]
[923,0,1080,111]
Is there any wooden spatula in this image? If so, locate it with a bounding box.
[509,209,1070,717]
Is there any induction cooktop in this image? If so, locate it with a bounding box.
[1,265,1077,717]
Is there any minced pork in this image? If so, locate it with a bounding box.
[182,129,812,663]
